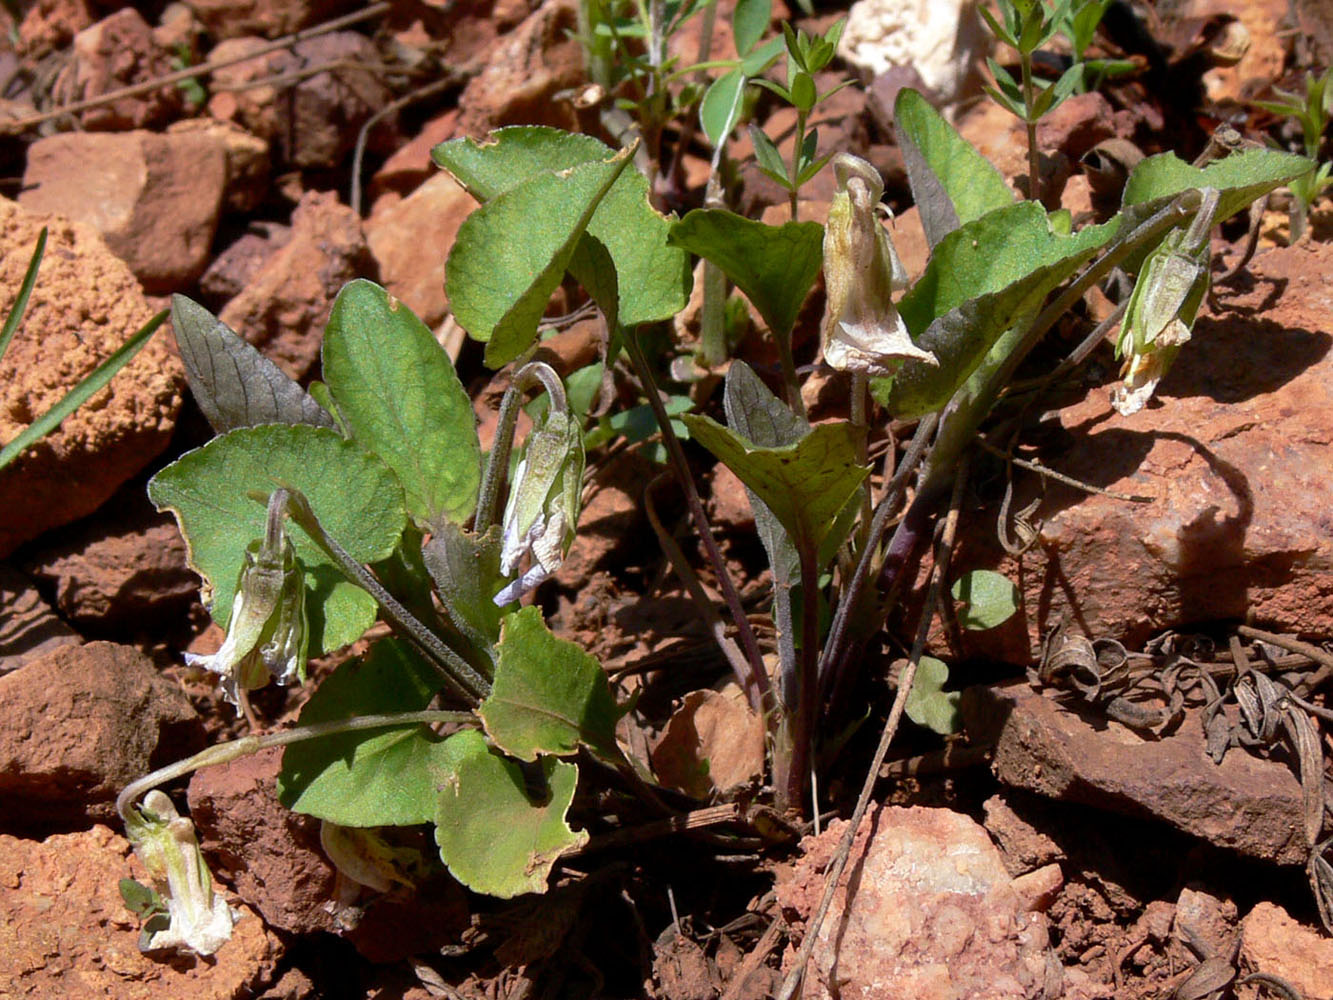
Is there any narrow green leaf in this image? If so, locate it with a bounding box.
[951,569,1020,630]
[448,149,632,367]
[277,639,454,826]
[323,279,480,527]
[740,36,784,76]
[700,69,747,148]
[481,606,622,762]
[904,656,962,734]
[0,227,45,366]
[668,209,823,337]
[171,295,334,435]
[790,70,816,112]
[749,124,791,184]
[434,730,586,898]
[148,425,407,653]
[434,127,690,327]
[732,0,770,56]
[682,415,867,557]
[0,310,167,472]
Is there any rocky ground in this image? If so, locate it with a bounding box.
[1,0,1333,997]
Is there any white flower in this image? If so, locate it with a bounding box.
[821,153,937,375]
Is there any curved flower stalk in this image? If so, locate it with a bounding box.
[185,488,308,706]
[124,790,235,955]
[821,153,937,375]
[1112,187,1218,416]
[494,403,585,607]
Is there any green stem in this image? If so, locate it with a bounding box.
[789,108,807,222]
[623,327,774,718]
[1020,51,1040,204]
[117,710,475,825]
[474,360,567,532]
[281,489,491,703]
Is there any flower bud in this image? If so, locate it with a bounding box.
[494,406,584,606]
[186,489,308,705]
[125,790,234,955]
[1112,222,1213,415]
[821,153,937,375]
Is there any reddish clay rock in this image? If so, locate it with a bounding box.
[219,190,373,379]
[952,239,1333,656]
[0,824,281,999]
[21,482,197,629]
[0,641,203,831]
[187,747,342,936]
[369,109,459,204]
[199,221,291,302]
[58,7,180,130]
[167,117,271,213]
[0,564,79,672]
[16,0,93,58]
[207,36,299,142]
[186,0,358,40]
[776,803,1060,999]
[366,172,475,327]
[0,199,182,556]
[962,680,1307,865]
[20,129,227,291]
[456,0,587,137]
[1239,901,1333,998]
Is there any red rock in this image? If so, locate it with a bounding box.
[218,190,373,379]
[961,680,1307,865]
[187,0,358,40]
[167,117,272,213]
[0,564,79,672]
[286,31,397,169]
[456,0,587,137]
[199,222,291,302]
[207,36,299,142]
[21,481,197,630]
[982,793,1065,876]
[1239,901,1333,998]
[0,824,281,999]
[0,641,203,831]
[951,239,1333,656]
[365,172,476,327]
[776,803,1060,999]
[369,109,459,203]
[0,199,183,556]
[20,129,227,291]
[61,7,180,130]
[16,0,92,59]
[187,747,342,936]
[708,462,755,531]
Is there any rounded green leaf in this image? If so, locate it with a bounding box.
[904,655,962,735]
[322,279,480,528]
[148,425,407,654]
[950,569,1020,630]
[277,639,454,826]
[481,607,622,762]
[700,69,746,148]
[732,0,770,56]
[434,730,586,898]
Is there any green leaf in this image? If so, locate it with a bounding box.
[171,295,335,435]
[790,70,816,112]
[481,606,622,761]
[277,639,453,826]
[951,569,1020,629]
[1122,148,1314,228]
[732,0,770,56]
[434,730,586,898]
[447,149,632,367]
[904,656,962,735]
[0,227,45,366]
[421,521,509,649]
[876,201,1115,417]
[683,414,867,557]
[148,425,407,654]
[739,36,784,76]
[668,210,823,338]
[434,127,690,328]
[700,68,747,148]
[322,279,481,528]
[749,124,790,184]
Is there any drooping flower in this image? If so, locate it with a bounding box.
[124,790,235,955]
[821,153,937,375]
[494,406,584,606]
[185,489,307,705]
[1112,187,1217,416]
